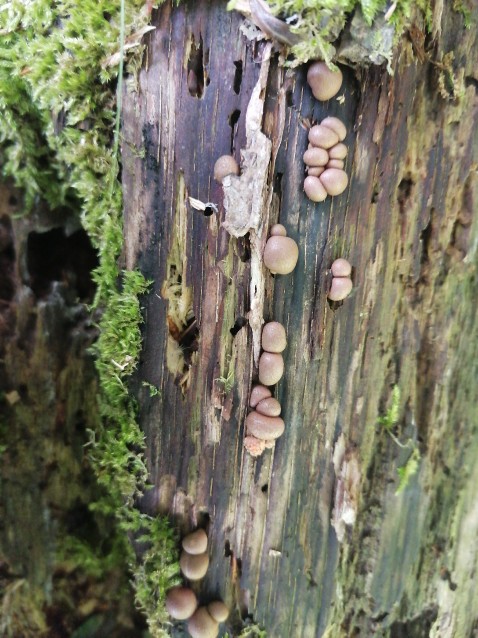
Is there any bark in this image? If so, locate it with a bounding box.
[122,2,478,637]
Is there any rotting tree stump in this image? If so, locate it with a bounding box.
[121,2,478,636]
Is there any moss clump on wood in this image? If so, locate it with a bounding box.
[237,0,433,66]
[0,0,180,634]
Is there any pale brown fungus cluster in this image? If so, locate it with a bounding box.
[307,61,343,101]
[328,258,353,301]
[213,154,239,183]
[244,321,287,456]
[165,528,229,637]
[263,225,299,275]
[303,59,349,203]
[303,117,348,202]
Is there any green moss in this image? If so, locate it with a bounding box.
[257,0,432,66]
[452,0,473,28]
[378,386,421,494]
[0,0,180,634]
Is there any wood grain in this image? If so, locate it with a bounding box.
[122,2,478,636]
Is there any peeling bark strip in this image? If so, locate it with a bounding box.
[122,1,478,636]
[222,41,279,364]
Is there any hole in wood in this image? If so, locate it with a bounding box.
[0,216,15,302]
[229,109,241,152]
[187,33,205,98]
[285,87,294,108]
[230,317,247,337]
[26,227,98,302]
[224,540,232,557]
[233,60,243,94]
[465,75,478,92]
[273,172,283,194]
[162,262,198,388]
[397,175,415,214]
[236,233,251,263]
[261,484,268,493]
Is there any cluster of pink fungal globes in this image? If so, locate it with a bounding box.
[263,224,299,275]
[244,321,287,457]
[166,529,229,637]
[303,62,349,203]
[328,258,353,301]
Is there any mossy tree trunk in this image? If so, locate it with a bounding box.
[122,2,478,636]
[0,181,144,637]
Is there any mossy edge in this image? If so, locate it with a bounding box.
[0,1,180,635]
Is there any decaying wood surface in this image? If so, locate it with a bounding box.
[121,2,478,636]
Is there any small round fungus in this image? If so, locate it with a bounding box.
[308,124,339,149]
[213,155,239,183]
[328,142,348,159]
[307,61,343,101]
[328,277,353,301]
[270,223,287,237]
[249,385,272,407]
[258,352,284,386]
[331,258,352,278]
[166,586,198,620]
[180,550,209,581]
[244,435,266,457]
[207,601,229,623]
[263,236,299,275]
[327,159,345,169]
[246,411,285,440]
[307,166,325,177]
[256,397,281,417]
[319,168,348,196]
[303,147,329,166]
[321,116,347,141]
[304,175,327,202]
[182,528,208,555]
[187,607,219,638]
[261,321,287,353]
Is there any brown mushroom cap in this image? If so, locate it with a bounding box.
[249,385,272,407]
[303,147,329,166]
[213,155,239,183]
[308,124,339,149]
[246,411,285,440]
[304,175,327,202]
[182,528,208,555]
[331,258,352,277]
[327,159,345,169]
[329,142,348,159]
[187,607,219,638]
[166,587,198,620]
[307,166,325,177]
[207,601,229,623]
[328,277,353,301]
[263,236,299,275]
[261,321,287,353]
[180,550,209,581]
[244,435,266,457]
[321,116,347,141]
[258,352,284,386]
[256,397,281,417]
[319,168,348,196]
[270,223,287,237]
[307,61,343,101]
